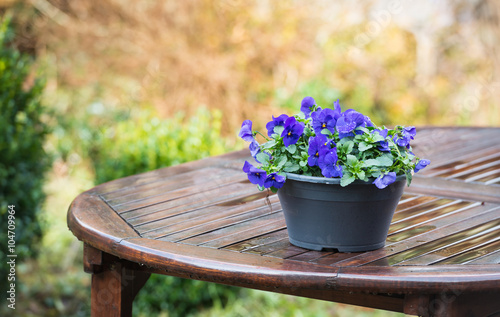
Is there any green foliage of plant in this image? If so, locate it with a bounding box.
[0,16,50,294]
[240,97,429,192]
[88,108,240,316]
[91,108,228,184]
[197,289,405,317]
[133,275,240,317]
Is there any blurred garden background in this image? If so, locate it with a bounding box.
[1,0,499,316]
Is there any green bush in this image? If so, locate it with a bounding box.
[0,17,50,295]
[91,108,228,184]
[89,108,241,317]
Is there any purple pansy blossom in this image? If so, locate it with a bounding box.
[307,135,328,167]
[374,129,390,152]
[414,159,431,173]
[265,114,289,137]
[238,120,254,142]
[318,147,343,178]
[333,99,342,118]
[249,140,271,163]
[394,126,417,147]
[373,172,396,189]
[364,115,375,127]
[281,116,304,147]
[263,172,286,189]
[300,96,317,118]
[336,109,366,138]
[242,161,266,186]
[311,108,338,135]
[249,140,260,157]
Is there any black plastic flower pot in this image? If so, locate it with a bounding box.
[277,173,406,252]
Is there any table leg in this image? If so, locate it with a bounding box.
[84,243,150,317]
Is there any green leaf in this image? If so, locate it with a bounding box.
[371,170,382,178]
[357,170,365,180]
[256,152,270,165]
[358,127,371,134]
[405,170,413,187]
[283,162,300,172]
[346,154,358,166]
[270,187,279,193]
[276,156,287,169]
[358,142,373,152]
[273,126,284,136]
[261,140,276,149]
[286,144,297,154]
[321,128,332,136]
[340,174,355,187]
[371,133,385,142]
[376,156,393,166]
[363,159,379,167]
[345,141,354,154]
[299,160,307,167]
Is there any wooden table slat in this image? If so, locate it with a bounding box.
[465,248,500,264]
[101,167,232,202]
[111,174,247,213]
[241,237,293,255]
[154,201,281,242]
[387,202,491,244]
[388,201,479,236]
[120,183,258,219]
[433,238,500,265]
[198,219,287,249]
[369,217,500,266]
[126,187,271,228]
[222,230,289,252]
[179,212,285,245]
[391,198,459,222]
[437,155,500,178]
[397,225,500,266]
[263,244,309,259]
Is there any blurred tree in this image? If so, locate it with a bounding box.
[0,15,50,297]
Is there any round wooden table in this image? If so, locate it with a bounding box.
[68,127,500,317]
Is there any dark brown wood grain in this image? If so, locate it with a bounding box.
[67,128,500,316]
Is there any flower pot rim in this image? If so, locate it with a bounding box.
[285,172,406,185]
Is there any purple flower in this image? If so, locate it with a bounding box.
[243,161,266,186]
[333,99,342,118]
[281,116,304,147]
[414,159,430,173]
[300,96,317,118]
[394,126,416,147]
[249,140,271,163]
[318,147,343,178]
[404,126,416,139]
[238,120,254,142]
[307,135,327,167]
[336,109,366,138]
[373,172,397,189]
[374,129,390,152]
[265,114,289,137]
[364,115,374,127]
[311,108,338,135]
[264,172,286,189]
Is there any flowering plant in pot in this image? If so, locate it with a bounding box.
[238,96,430,252]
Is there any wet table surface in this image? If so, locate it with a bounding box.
[68,127,500,317]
